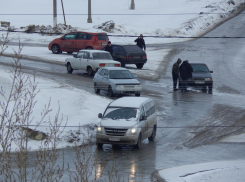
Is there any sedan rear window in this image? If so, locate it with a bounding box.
[123,45,143,53]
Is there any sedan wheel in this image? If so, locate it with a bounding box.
[136,63,144,69]
[94,83,100,94]
[51,44,60,54]
[108,87,114,97]
[67,64,73,73]
[87,67,94,76]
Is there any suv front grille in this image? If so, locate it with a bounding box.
[104,128,128,136]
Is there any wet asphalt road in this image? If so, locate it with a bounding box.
[1,11,245,182]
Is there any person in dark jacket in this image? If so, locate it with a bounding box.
[104,41,113,56]
[172,58,182,90]
[134,34,146,51]
[179,60,193,92]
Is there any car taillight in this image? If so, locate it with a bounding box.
[142,55,147,59]
[99,63,105,67]
[114,64,120,67]
[94,36,98,41]
[126,56,133,59]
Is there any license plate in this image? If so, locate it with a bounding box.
[102,43,107,46]
[195,81,205,84]
[109,137,120,141]
[134,56,140,59]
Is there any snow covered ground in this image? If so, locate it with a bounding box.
[1,0,245,181]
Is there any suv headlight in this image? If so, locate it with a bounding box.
[97,126,102,133]
[205,78,212,81]
[129,128,137,135]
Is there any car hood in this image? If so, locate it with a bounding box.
[192,72,212,78]
[109,79,140,85]
[100,119,137,128]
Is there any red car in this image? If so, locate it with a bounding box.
[48,31,109,54]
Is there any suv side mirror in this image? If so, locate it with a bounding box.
[210,70,213,73]
[98,113,103,118]
[140,116,147,121]
[73,55,77,58]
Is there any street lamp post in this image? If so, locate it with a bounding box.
[87,0,92,23]
[130,0,135,10]
[53,0,57,28]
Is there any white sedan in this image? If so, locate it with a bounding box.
[65,50,121,76]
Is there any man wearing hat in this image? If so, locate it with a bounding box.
[172,58,182,90]
[134,34,146,51]
[104,41,113,56]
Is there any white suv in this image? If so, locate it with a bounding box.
[96,97,157,149]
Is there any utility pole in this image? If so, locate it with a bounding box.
[130,0,135,10]
[53,0,57,28]
[61,0,66,25]
[87,0,92,23]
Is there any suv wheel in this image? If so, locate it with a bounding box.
[148,126,156,142]
[134,134,142,149]
[51,44,61,54]
[136,63,144,69]
[121,62,125,68]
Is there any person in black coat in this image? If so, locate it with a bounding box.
[172,58,182,90]
[179,60,193,92]
[134,34,146,51]
[104,41,113,56]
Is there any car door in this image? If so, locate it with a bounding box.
[60,32,77,52]
[80,51,90,70]
[74,33,86,51]
[143,102,152,137]
[101,69,110,91]
[70,52,82,69]
[112,45,119,60]
[96,69,105,90]
[118,46,126,60]
[138,106,148,140]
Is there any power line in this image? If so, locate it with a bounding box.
[0,30,245,38]
[0,13,245,15]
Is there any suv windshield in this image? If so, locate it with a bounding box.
[191,64,209,73]
[109,70,134,79]
[103,107,138,120]
[93,52,112,60]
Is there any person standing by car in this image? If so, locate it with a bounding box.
[134,34,146,51]
[179,60,193,92]
[172,58,182,91]
[104,41,113,56]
